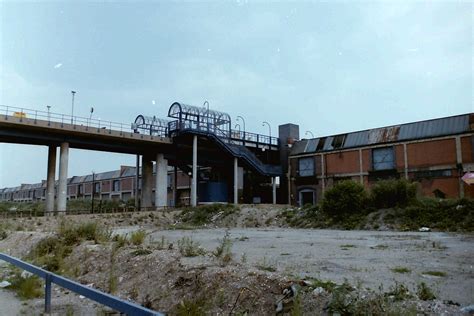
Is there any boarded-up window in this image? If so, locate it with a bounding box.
[298,157,315,177]
[372,147,395,170]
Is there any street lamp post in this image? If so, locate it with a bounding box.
[305,131,314,138]
[262,121,271,143]
[71,91,76,124]
[234,123,241,140]
[91,171,95,213]
[46,106,51,122]
[203,100,209,132]
[89,107,94,127]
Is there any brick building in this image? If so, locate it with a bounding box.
[289,113,473,206]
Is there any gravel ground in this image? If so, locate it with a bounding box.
[0,288,23,315]
[143,228,474,306]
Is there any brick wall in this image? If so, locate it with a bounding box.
[407,139,456,167]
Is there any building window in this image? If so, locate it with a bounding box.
[113,180,120,192]
[414,169,452,179]
[298,157,315,177]
[331,134,346,149]
[94,182,101,193]
[78,185,83,195]
[372,147,395,170]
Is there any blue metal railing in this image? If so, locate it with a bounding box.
[0,253,163,315]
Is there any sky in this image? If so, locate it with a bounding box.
[0,1,472,187]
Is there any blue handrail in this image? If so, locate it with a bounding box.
[0,253,163,315]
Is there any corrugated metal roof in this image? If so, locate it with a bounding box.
[291,113,472,156]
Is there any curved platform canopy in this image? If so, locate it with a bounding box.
[132,115,171,137]
[168,102,231,137]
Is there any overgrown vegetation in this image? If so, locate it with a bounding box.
[130,230,147,245]
[417,282,436,300]
[177,236,206,257]
[213,231,233,265]
[7,272,43,299]
[284,179,474,232]
[29,220,111,274]
[176,204,238,226]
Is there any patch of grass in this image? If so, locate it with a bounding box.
[8,273,43,300]
[175,297,209,316]
[422,271,446,277]
[371,244,389,250]
[326,281,354,314]
[417,282,436,300]
[177,204,237,226]
[391,267,411,274]
[386,282,413,301]
[130,230,147,246]
[177,236,206,257]
[308,278,338,292]
[112,234,129,248]
[256,257,276,272]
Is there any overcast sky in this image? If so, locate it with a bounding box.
[0,1,472,188]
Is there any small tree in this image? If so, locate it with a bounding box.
[321,180,368,219]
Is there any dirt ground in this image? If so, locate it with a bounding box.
[0,206,473,315]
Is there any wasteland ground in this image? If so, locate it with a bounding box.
[0,205,472,315]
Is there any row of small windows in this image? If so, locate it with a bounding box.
[297,147,396,177]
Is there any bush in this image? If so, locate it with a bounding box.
[321,181,368,219]
[417,282,436,300]
[370,179,417,209]
[8,273,43,299]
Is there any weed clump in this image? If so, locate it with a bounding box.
[177,236,206,257]
[321,180,368,220]
[130,230,147,246]
[8,272,43,299]
[213,231,233,265]
[417,282,436,300]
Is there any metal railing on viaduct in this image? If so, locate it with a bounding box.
[0,253,163,315]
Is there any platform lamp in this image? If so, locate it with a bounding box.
[89,107,94,127]
[305,131,314,139]
[46,106,51,122]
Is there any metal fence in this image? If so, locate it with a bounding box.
[0,253,163,315]
[0,104,132,133]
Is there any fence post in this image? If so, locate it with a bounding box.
[45,273,52,313]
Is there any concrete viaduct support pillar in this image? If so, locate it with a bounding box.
[57,142,69,213]
[46,146,57,214]
[233,157,238,204]
[141,154,154,209]
[155,153,168,208]
[191,135,198,207]
[272,177,277,205]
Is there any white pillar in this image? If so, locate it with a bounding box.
[46,146,57,214]
[141,154,153,209]
[358,149,364,184]
[272,177,277,205]
[57,142,69,213]
[234,157,238,204]
[191,135,198,207]
[155,153,168,208]
[403,143,409,180]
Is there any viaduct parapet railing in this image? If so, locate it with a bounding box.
[0,253,163,315]
[1,104,132,134]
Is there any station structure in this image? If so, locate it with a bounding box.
[0,103,472,213]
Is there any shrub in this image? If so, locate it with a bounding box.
[370,179,417,209]
[321,181,368,219]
